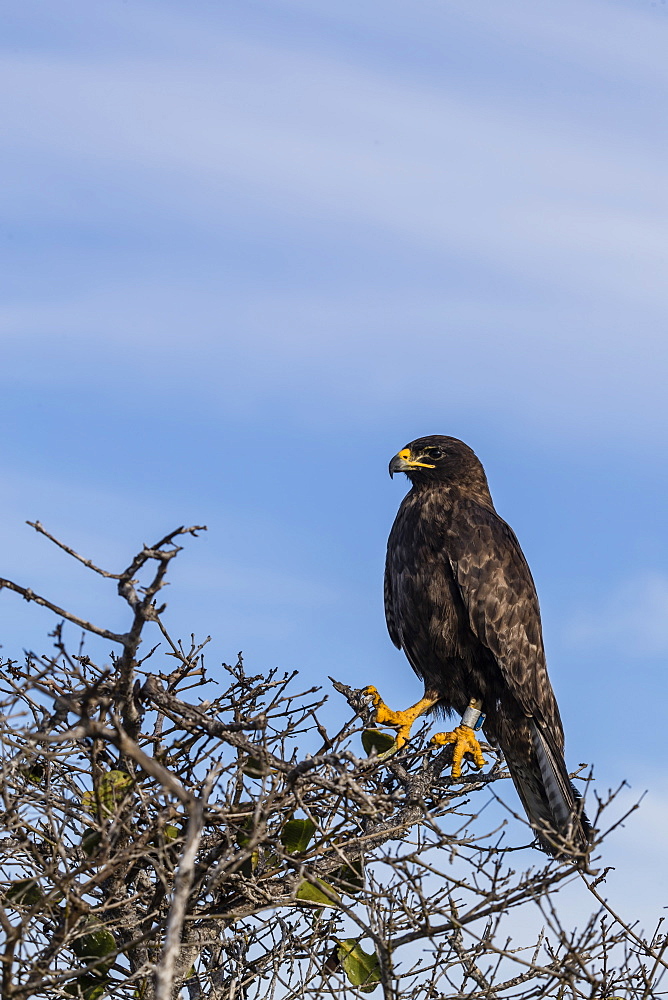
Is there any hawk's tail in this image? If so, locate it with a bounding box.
[504,720,591,862]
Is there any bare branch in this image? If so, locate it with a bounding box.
[0,576,128,644]
[0,522,660,1000]
[26,520,124,579]
[155,767,218,1000]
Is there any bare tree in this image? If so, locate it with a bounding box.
[0,523,665,1000]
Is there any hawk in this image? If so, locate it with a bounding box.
[366,435,590,858]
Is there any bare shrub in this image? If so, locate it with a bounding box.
[0,523,664,999]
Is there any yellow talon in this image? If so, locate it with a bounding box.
[431,725,486,779]
[363,686,439,749]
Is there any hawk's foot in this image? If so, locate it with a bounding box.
[363,686,438,749]
[431,725,486,779]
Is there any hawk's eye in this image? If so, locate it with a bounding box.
[429,448,443,460]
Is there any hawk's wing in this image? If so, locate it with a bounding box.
[446,500,563,746]
[384,554,402,650]
[384,539,428,680]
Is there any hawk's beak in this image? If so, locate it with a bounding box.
[389,448,436,478]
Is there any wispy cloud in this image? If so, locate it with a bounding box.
[1,0,667,457]
[1,2,667,299]
[565,572,668,656]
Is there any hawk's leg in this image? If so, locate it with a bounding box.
[363,686,439,749]
[431,698,486,779]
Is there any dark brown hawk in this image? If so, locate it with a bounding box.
[367,434,590,859]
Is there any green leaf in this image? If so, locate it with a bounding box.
[64,975,108,1000]
[72,921,117,974]
[261,849,281,872]
[361,730,397,757]
[229,804,260,873]
[5,878,43,906]
[332,857,365,894]
[242,756,269,778]
[81,828,102,857]
[295,878,340,907]
[82,771,134,817]
[19,761,45,785]
[152,822,182,848]
[238,850,259,877]
[280,818,316,854]
[232,805,255,848]
[337,939,381,992]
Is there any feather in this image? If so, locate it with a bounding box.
[528,720,590,856]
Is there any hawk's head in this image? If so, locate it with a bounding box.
[389,435,491,497]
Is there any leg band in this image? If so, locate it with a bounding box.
[461,701,485,731]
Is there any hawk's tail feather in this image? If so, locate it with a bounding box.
[505,721,591,862]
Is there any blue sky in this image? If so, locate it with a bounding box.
[2,0,668,930]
